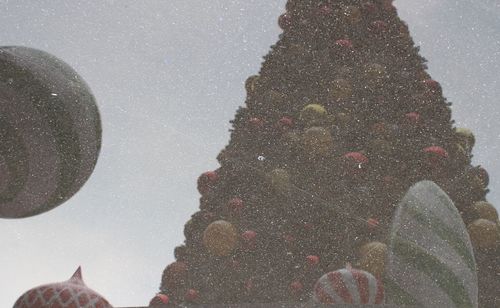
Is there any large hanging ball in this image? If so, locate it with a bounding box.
[268,168,292,195]
[471,201,498,222]
[14,267,112,307]
[202,220,239,256]
[358,242,387,277]
[161,261,189,291]
[328,79,353,101]
[300,104,328,126]
[312,267,384,304]
[0,46,101,218]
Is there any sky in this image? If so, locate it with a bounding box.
[0,0,499,307]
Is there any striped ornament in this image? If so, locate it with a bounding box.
[386,181,478,307]
[312,268,384,305]
[0,46,101,218]
[13,267,112,308]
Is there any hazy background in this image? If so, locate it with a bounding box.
[1,0,499,306]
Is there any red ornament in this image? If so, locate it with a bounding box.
[335,39,354,49]
[422,79,441,93]
[242,230,257,250]
[162,261,188,290]
[278,13,293,30]
[228,197,244,215]
[371,20,388,33]
[245,278,254,293]
[197,171,218,195]
[184,289,199,302]
[283,233,295,245]
[277,116,294,131]
[149,293,170,306]
[290,280,304,295]
[405,112,421,125]
[423,146,449,166]
[367,218,380,229]
[248,117,265,130]
[306,255,320,267]
[343,152,369,173]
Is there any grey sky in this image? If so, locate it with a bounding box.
[1,1,499,306]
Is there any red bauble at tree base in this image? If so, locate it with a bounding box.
[279,13,293,30]
[150,294,170,306]
[422,79,441,94]
[197,171,218,195]
[367,218,380,229]
[162,261,189,290]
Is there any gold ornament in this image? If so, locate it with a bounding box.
[342,6,362,24]
[300,104,328,125]
[365,63,387,86]
[358,242,387,277]
[455,127,475,151]
[302,127,334,156]
[472,201,499,223]
[467,219,499,249]
[268,168,292,195]
[329,79,353,101]
[203,220,239,256]
[245,75,260,94]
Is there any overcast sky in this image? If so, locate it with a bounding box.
[1,1,499,307]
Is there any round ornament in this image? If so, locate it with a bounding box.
[342,6,362,24]
[467,219,499,249]
[312,267,384,304]
[162,261,189,290]
[203,220,239,256]
[365,63,387,82]
[0,46,102,219]
[343,152,369,173]
[358,242,387,277]
[303,127,334,156]
[245,75,260,94]
[471,201,499,223]
[14,267,112,308]
[423,146,448,165]
[279,13,293,30]
[197,171,218,195]
[334,39,354,50]
[329,79,353,101]
[455,127,475,150]
[300,104,328,125]
[268,168,292,194]
[149,294,170,306]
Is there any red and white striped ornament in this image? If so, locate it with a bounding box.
[312,267,384,305]
[14,267,112,308]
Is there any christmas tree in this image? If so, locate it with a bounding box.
[151,0,499,306]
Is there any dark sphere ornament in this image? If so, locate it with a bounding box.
[0,46,102,219]
[278,13,293,30]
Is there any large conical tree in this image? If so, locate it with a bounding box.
[152,0,499,306]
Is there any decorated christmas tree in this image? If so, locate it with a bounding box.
[151,0,499,306]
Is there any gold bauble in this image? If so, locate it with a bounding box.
[268,168,292,194]
[455,127,475,150]
[302,127,334,156]
[300,104,328,125]
[203,220,239,256]
[329,79,353,101]
[365,63,387,84]
[342,6,362,24]
[472,201,499,222]
[467,219,499,249]
[245,75,260,94]
[358,242,387,277]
